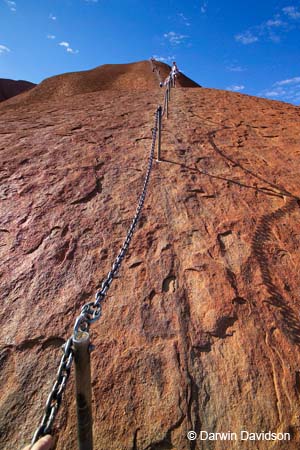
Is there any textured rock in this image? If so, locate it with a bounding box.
[1,61,300,450]
[0,78,35,102]
[2,60,198,109]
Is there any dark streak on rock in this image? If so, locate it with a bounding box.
[71,177,103,205]
[209,315,238,339]
[129,261,142,269]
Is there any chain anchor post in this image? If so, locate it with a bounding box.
[73,331,93,450]
[156,106,162,162]
[165,88,169,119]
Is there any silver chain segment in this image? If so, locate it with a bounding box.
[30,106,161,446]
[30,338,73,446]
[73,106,161,334]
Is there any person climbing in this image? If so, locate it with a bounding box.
[22,434,54,450]
[171,61,179,87]
[150,57,155,72]
[171,61,179,73]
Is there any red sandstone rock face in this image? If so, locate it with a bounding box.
[2,60,198,108]
[1,62,300,450]
[0,78,35,102]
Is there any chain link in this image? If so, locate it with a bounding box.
[73,106,160,334]
[30,338,73,446]
[30,106,161,446]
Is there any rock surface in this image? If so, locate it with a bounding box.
[1,61,300,450]
[0,78,35,102]
[2,60,198,108]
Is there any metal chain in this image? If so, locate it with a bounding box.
[30,106,161,446]
[73,106,160,334]
[30,338,73,446]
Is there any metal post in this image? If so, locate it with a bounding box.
[166,89,169,118]
[163,89,168,119]
[73,331,93,450]
[157,106,162,162]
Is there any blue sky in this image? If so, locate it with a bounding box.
[1,0,300,104]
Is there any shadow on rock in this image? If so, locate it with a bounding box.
[251,198,300,345]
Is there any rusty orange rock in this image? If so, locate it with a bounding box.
[1,61,300,450]
[1,60,198,109]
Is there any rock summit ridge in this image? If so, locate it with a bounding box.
[1,60,199,108]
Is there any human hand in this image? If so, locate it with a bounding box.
[22,435,54,450]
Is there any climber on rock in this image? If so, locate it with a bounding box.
[150,57,155,71]
[171,61,179,87]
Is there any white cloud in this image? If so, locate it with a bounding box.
[235,31,258,44]
[259,86,287,99]
[226,65,246,72]
[47,34,56,40]
[235,7,300,47]
[227,85,245,92]
[4,0,16,12]
[0,44,10,54]
[282,6,300,19]
[201,2,207,13]
[266,19,283,27]
[152,55,176,63]
[163,31,188,45]
[49,13,57,21]
[274,76,300,86]
[268,33,281,43]
[235,12,289,46]
[66,47,79,54]
[59,41,79,54]
[265,90,282,97]
[259,78,300,104]
[178,13,190,26]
